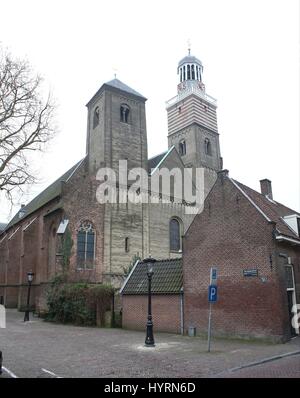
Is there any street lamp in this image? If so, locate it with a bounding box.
[144,255,156,347]
[24,271,34,322]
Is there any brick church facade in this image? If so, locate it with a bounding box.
[1,49,298,342]
[0,51,222,311]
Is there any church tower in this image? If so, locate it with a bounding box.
[166,50,222,176]
[86,79,148,175]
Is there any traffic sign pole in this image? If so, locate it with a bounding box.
[207,267,218,353]
[207,302,212,352]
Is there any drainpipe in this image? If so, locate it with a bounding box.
[180,287,184,335]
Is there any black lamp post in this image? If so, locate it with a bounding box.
[144,255,156,347]
[24,271,34,322]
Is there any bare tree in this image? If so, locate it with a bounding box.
[0,47,55,203]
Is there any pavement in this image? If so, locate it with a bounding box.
[0,309,299,378]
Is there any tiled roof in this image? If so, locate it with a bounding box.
[233,179,300,240]
[121,258,182,295]
[5,159,84,231]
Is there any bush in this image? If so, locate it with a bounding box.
[46,276,114,326]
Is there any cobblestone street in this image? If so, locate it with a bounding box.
[1,310,299,378]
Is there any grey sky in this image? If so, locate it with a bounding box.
[0,0,299,222]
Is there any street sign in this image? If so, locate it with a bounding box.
[208,285,218,303]
[210,267,217,284]
[243,269,258,277]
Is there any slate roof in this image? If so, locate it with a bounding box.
[121,258,182,295]
[0,223,7,233]
[5,159,84,231]
[147,151,168,174]
[87,78,147,106]
[105,79,146,100]
[233,179,300,241]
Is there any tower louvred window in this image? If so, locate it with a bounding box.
[179,140,186,156]
[93,106,100,128]
[120,104,130,123]
[204,138,212,156]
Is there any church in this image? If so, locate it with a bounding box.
[0,51,222,311]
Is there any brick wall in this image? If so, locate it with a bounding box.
[0,197,63,309]
[62,163,105,284]
[122,294,182,334]
[183,174,295,342]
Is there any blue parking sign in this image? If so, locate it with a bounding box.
[208,285,218,302]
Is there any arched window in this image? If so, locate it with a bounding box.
[179,140,186,156]
[183,65,186,81]
[120,104,130,123]
[93,106,100,129]
[204,138,212,156]
[77,221,95,269]
[170,218,182,252]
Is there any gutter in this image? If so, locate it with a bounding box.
[275,235,300,246]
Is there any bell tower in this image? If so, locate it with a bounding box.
[86,78,148,175]
[166,50,222,174]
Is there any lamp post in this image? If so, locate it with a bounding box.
[24,271,34,322]
[144,255,156,347]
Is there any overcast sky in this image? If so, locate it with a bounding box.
[0,0,299,223]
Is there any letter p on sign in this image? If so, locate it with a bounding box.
[208,285,218,303]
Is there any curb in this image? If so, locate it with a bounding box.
[229,350,300,373]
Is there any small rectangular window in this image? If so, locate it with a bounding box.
[125,237,129,253]
[297,218,300,236]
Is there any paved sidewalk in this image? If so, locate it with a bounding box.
[219,353,300,378]
[0,310,299,378]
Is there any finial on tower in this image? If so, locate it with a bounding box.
[112,66,118,79]
[187,39,191,55]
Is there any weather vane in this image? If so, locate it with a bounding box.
[113,66,118,79]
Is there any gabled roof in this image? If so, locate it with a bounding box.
[5,159,85,231]
[0,223,7,232]
[121,258,182,295]
[86,78,147,106]
[230,178,300,241]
